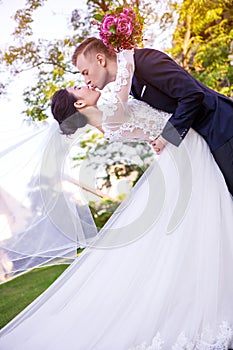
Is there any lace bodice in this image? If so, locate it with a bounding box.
[103,99,170,142]
[99,50,171,143]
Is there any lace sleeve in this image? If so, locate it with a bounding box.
[100,50,135,136]
[100,50,170,143]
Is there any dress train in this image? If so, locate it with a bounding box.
[0,129,233,350]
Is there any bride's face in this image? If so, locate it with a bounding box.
[66,86,101,107]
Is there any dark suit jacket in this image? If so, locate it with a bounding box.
[131,48,233,151]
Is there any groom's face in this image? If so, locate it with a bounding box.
[75,52,110,90]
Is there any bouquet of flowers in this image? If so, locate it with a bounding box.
[93,7,144,52]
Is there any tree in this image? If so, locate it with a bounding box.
[65,125,155,225]
[170,0,233,96]
[71,127,155,194]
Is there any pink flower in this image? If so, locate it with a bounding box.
[116,14,133,36]
[101,14,116,34]
[123,8,136,19]
[94,6,144,52]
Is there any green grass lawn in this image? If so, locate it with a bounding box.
[0,264,68,329]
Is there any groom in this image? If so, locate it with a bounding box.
[72,37,233,196]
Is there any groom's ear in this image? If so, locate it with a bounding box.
[74,100,86,110]
[96,53,106,67]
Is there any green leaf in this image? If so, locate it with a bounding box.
[93,14,104,21]
[109,25,116,34]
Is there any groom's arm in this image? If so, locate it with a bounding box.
[135,49,205,146]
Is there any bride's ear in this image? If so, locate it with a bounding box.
[74,100,86,110]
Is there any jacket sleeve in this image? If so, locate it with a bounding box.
[135,49,204,146]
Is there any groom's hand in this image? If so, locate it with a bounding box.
[150,136,169,154]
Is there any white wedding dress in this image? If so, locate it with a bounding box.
[0,52,233,350]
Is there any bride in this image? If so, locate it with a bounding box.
[0,50,233,350]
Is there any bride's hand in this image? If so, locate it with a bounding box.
[150,136,169,154]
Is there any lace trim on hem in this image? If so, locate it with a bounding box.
[128,322,233,350]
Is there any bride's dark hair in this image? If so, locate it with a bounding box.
[51,89,88,135]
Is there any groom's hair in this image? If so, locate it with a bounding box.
[72,37,116,66]
[51,89,88,135]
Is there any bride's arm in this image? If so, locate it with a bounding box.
[114,50,135,103]
[102,50,168,146]
[102,50,154,142]
[101,50,135,131]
